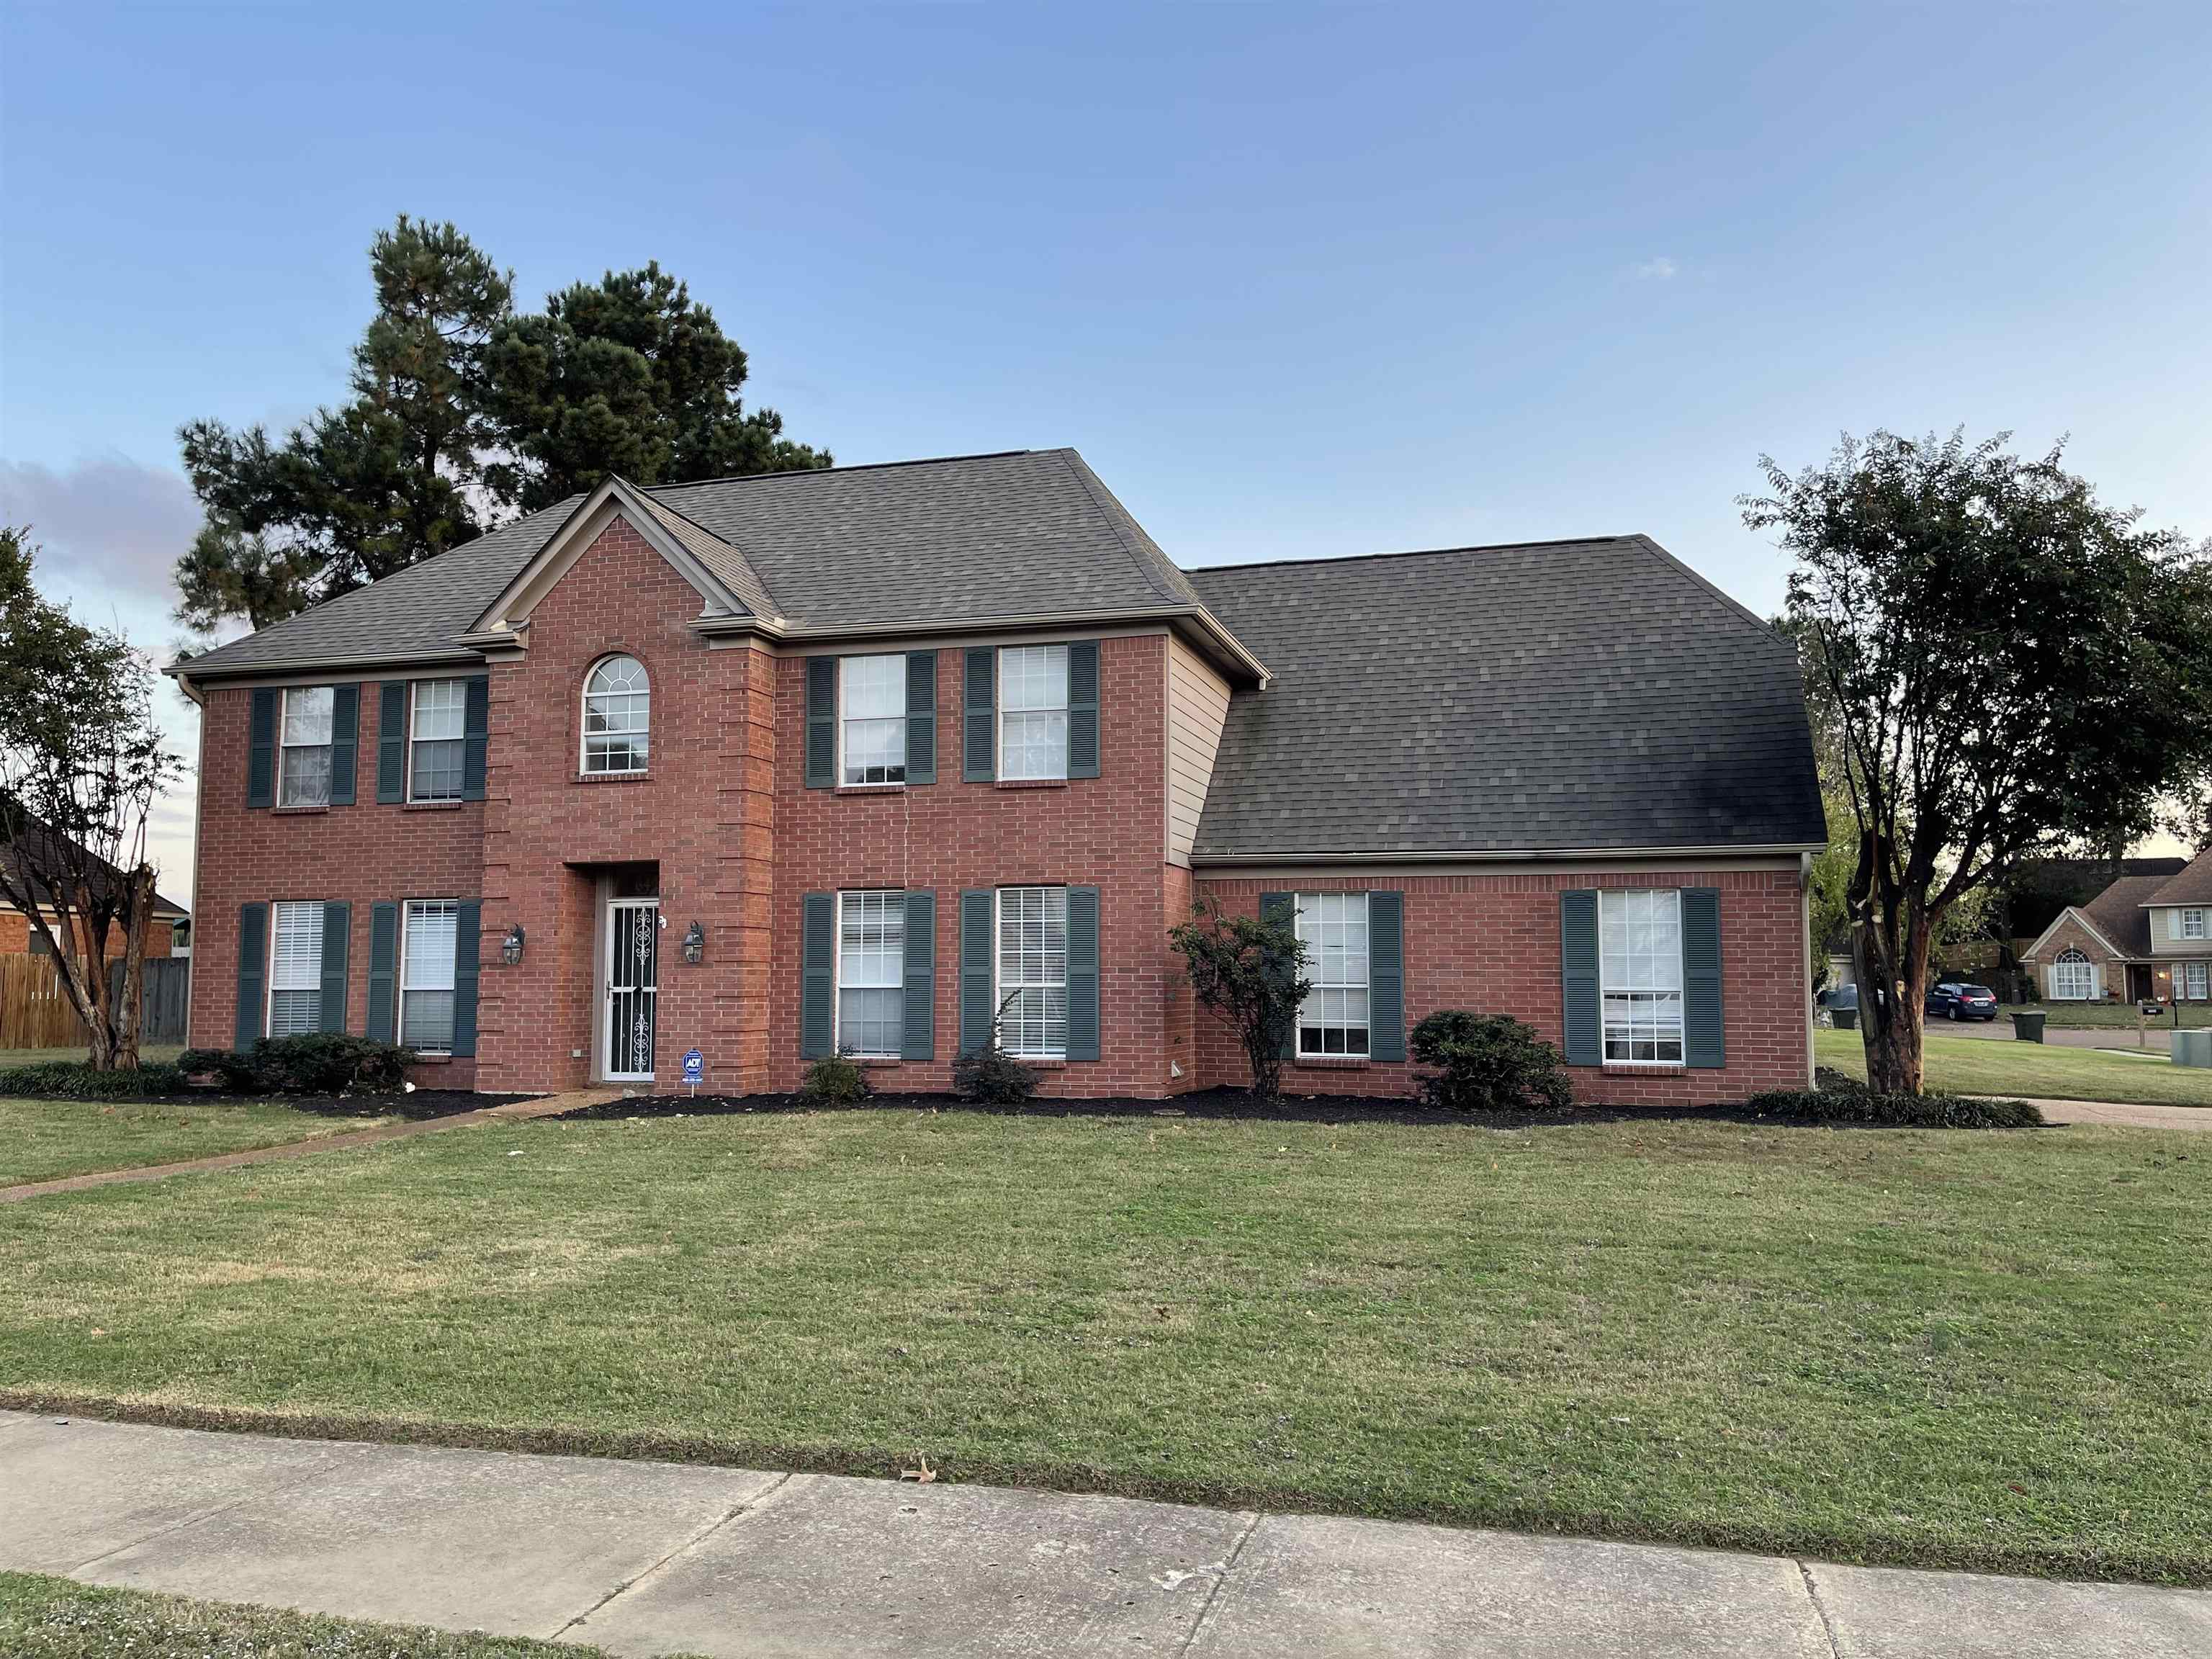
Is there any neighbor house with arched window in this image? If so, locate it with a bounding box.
[2021,848,2212,1004]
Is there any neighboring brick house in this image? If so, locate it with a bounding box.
[167,449,1827,1102]
[0,817,186,958]
[2022,848,2212,1004]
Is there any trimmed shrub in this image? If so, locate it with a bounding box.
[0,1061,188,1100]
[953,1038,1040,1105]
[1409,1010,1573,1112]
[179,1036,415,1096]
[799,1051,873,1105]
[1746,1084,2043,1128]
[179,1048,269,1092]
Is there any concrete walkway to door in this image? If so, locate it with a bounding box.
[3,1411,2206,1658]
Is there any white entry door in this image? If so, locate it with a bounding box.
[606,899,659,1081]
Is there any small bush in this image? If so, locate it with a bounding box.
[953,1037,1039,1105]
[0,1061,188,1100]
[179,1035,414,1095]
[179,1047,269,1092]
[1409,1010,1573,1112]
[1746,1084,2043,1128]
[799,1051,873,1105]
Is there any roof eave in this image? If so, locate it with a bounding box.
[168,646,490,693]
[1190,840,1830,866]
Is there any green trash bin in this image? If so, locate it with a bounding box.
[2010,1012,2046,1043]
[1832,1007,1858,1030]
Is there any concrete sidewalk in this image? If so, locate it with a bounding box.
[2,1413,2203,1657]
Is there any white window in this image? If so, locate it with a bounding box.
[401,900,459,1053]
[2182,909,2208,942]
[837,891,905,1056]
[1600,889,1684,1064]
[2050,948,2095,1001]
[999,644,1069,781]
[268,902,324,1035]
[840,655,907,786]
[582,655,649,775]
[279,686,334,808]
[1295,892,1370,1056]
[2185,961,2209,1002]
[997,886,1067,1058]
[409,680,468,801]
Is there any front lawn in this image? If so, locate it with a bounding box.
[1,1107,2206,1583]
[1817,1028,2212,1107]
[0,1572,611,1658]
[0,1097,392,1187]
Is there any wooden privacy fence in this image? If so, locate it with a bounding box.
[0,955,191,1049]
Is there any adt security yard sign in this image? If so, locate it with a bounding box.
[682,1049,704,1094]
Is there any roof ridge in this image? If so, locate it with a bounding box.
[1182,536,1645,577]
[1055,449,1182,606]
[648,449,1035,493]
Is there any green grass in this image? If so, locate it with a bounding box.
[1819,1028,2212,1107]
[0,1046,185,1068]
[0,1097,390,1187]
[2,1109,2207,1583]
[2017,1002,2212,1031]
[0,1572,631,1658]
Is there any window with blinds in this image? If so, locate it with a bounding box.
[269,902,324,1034]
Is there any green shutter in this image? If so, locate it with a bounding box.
[247,689,277,808]
[319,902,351,1033]
[800,892,834,1058]
[805,657,836,788]
[451,902,482,1057]
[905,651,937,784]
[461,675,490,801]
[1367,890,1405,1061]
[1681,887,1725,1069]
[1066,886,1100,1061]
[1068,640,1100,778]
[1560,890,1601,1066]
[377,683,408,803]
[959,889,994,1052]
[328,685,359,806]
[963,648,995,781]
[1260,892,1297,1059]
[366,902,398,1043]
[902,890,936,1061]
[235,902,267,1046]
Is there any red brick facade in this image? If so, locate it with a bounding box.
[0,910,174,957]
[187,509,1815,1104]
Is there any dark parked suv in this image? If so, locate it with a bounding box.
[1925,981,2000,1021]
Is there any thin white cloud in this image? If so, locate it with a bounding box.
[0,454,199,604]
[1633,256,1678,281]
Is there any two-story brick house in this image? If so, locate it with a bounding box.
[2020,848,2212,1005]
[169,449,1827,1102]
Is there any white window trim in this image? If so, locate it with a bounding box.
[2181,908,2208,942]
[997,644,1070,783]
[400,899,459,1055]
[833,889,906,1059]
[2050,948,2095,1002]
[408,679,468,804]
[2185,961,2210,1001]
[580,654,650,776]
[266,900,323,1038]
[837,655,908,788]
[1294,891,1372,1059]
[1599,888,1687,1068]
[994,885,1069,1061]
[278,685,334,809]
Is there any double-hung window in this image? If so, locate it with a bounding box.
[2186,961,2209,1001]
[837,891,904,1056]
[268,902,325,1034]
[999,645,1069,781]
[997,886,1067,1058]
[279,687,334,807]
[2182,908,2208,942]
[409,680,467,802]
[841,655,907,785]
[1295,892,1370,1056]
[2051,948,2095,1001]
[1599,889,1684,1063]
[401,900,459,1053]
[583,655,649,775]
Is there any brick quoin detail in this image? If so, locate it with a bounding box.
[187,509,1815,1105]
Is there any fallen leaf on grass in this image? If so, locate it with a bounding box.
[901,1453,937,1483]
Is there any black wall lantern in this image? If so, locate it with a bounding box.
[501,924,526,967]
[682,920,706,965]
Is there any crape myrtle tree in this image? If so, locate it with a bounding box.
[1169,899,1311,1101]
[1744,429,2212,1094]
[0,529,181,1070]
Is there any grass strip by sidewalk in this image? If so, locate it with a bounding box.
[0,1096,395,1187]
[2,1108,2206,1584]
[0,1572,636,1658]
[1816,1028,2212,1107]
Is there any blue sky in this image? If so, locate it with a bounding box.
[4,1,2208,891]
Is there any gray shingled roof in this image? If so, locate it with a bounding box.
[2074,873,2170,956]
[1184,537,1827,857]
[175,449,1198,680]
[2144,847,2212,910]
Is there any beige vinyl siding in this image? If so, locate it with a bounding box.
[2148,907,2211,956]
[1165,634,1231,868]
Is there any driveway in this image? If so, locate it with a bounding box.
[3,1411,2206,1657]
